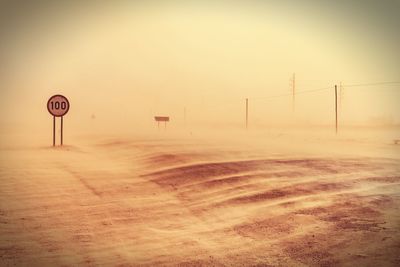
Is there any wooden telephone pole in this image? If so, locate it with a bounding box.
[184,107,186,127]
[339,82,342,108]
[335,85,338,134]
[245,98,248,129]
[291,73,296,112]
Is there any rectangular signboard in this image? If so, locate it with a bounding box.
[154,116,170,122]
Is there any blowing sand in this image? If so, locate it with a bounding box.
[0,129,399,266]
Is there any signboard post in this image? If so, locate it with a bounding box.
[47,95,70,146]
[154,116,170,130]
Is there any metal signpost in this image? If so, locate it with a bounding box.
[154,116,169,130]
[47,95,70,146]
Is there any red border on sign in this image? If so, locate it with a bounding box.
[47,94,70,117]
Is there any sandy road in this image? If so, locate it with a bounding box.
[1,135,400,266]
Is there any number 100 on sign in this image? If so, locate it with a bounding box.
[47,95,70,117]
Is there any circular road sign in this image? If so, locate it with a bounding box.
[47,95,70,117]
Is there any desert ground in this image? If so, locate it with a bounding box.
[0,128,400,266]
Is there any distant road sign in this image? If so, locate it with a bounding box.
[154,116,169,122]
[47,95,70,117]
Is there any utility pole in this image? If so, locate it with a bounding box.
[335,85,338,134]
[184,107,186,127]
[291,73,296,112]
[245,98,248,129]
[339,82,343,110]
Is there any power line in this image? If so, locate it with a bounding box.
[250,81,400,102]
[251,86,331,101]
[342,81,400,87]
[295,86,332,95]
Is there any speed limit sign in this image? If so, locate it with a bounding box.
[47,94,70,146]
[47,95,70,117]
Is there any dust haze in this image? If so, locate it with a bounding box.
[1,1,400,266]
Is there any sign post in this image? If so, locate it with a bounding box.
[154,116,170,130]
[47,95,70,146]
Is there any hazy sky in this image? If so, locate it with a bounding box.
[1,1,399,133]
